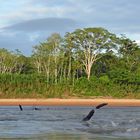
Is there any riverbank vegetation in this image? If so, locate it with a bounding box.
[0,27,140,98]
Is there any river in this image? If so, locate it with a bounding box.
[0,106,139,140]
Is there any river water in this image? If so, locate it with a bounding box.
[0,106,139,140]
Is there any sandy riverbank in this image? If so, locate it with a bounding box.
[0,99,140,106]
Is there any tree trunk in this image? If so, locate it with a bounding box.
[68,55,71,79]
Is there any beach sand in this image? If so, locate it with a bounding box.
[0,99,140,106]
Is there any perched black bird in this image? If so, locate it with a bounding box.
[19,104,23,111]
[82,103,108,121]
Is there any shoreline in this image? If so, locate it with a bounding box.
[0,99,140,106]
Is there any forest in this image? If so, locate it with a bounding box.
[0,27,140,98]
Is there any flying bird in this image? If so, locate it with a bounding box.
[82,103,108,121]
[19,104,23,111]
[96,103,108,109]
[82,109,95,121]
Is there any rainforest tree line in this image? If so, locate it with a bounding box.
[0,27,140,98]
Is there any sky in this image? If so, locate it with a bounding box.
[0,0,140,55]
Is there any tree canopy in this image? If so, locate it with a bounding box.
[0,27,140,98]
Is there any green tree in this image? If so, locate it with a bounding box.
[119,35,139,72]
[0,48,28,74]
[47,33,62,83]
[69,27,117,80]
[32,33,62,83]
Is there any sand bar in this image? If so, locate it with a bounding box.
[0,99,140,106]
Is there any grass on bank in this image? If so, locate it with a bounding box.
[0,74,140,99]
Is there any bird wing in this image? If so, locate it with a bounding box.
[82,109,95,121]
[96,103,108,109]
[19,104,23,111]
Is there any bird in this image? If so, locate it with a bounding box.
[82,109,95,121]
[34,107,41,110]
[82,103,108,121]
[19,104,23,111]
[96,103,108,109]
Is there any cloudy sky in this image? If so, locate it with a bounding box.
[0,0,140,55]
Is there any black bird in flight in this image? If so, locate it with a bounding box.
[96,103,108,109]
[19,104,23,111]
[82,103,108,121]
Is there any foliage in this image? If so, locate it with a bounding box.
[69,27,117,80]
[0,27,140,98]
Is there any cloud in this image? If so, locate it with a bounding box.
[0,0,140,56]
[0,17,79,55]
[1,0,140,34]
[0,32,32,55]
[2,17,78,32]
